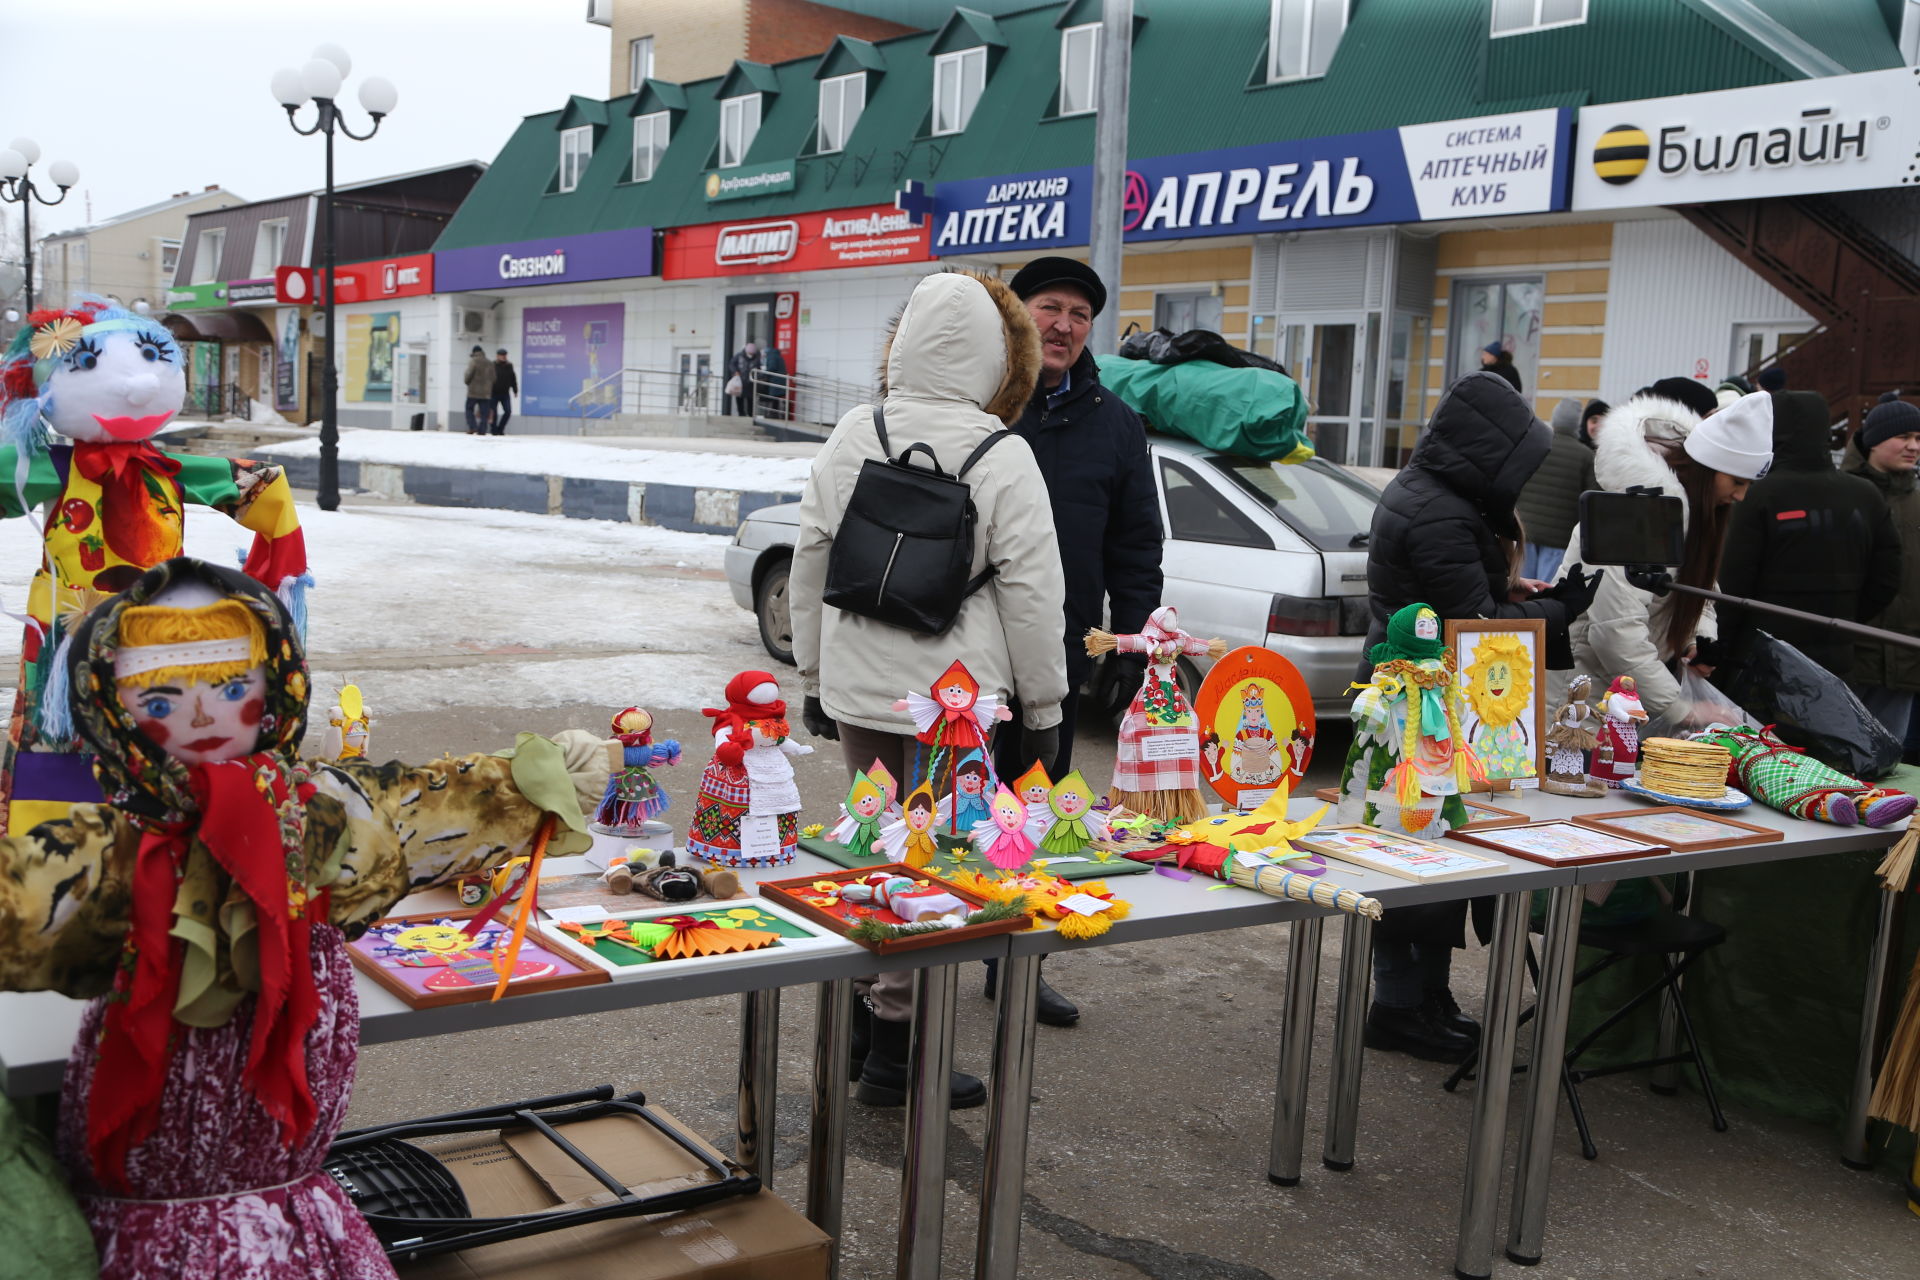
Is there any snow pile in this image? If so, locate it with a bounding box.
[255,431,813,494]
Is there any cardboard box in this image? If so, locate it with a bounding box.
[396,1106,830,1280]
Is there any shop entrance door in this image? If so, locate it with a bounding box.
[678,348,714,414]
[725,293,776,416]
[1282,318,1366,466]
[1730,322,1812,379]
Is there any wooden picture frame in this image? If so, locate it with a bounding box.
[346,910,607,1010]
[1446,617,1547,792]
[1289,824,1508,883]
[534,898,842,982]
[758,863,1031,954]
[1569,806,1782,853]
[1447,820,1666,867]
[1312,788,1528,832]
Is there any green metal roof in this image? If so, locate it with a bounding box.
[433,0,1905,252]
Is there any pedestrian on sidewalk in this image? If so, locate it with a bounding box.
[724,341,760,417]
[1479,340,1523,394]
[1844,393,1920,740]
[490,348,518,435]
[789,269,1064,1109]
[463,345,495,435]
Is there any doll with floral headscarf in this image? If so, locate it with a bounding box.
[1337,603,1487,836]
[1085,605,1225,822]
[0,557,614,1280]
[0,301,309,837]
[688,670,811,868]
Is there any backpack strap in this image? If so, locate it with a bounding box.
[872,403,891,458]
[956,429,1012,478]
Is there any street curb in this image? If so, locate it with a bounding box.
[271,455,797,534]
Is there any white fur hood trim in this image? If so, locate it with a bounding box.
[1593,396,1699,523]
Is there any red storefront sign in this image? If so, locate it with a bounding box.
[331,252,435,302]
[662,204,931,279]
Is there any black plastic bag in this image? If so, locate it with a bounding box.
[1706,627,1900,779]
[1116,326,1289,376]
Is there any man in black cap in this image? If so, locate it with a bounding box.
[986,256,1164,1027]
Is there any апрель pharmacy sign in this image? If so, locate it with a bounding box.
[929,108,1570,255]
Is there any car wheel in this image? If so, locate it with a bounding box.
[755,557,795,666]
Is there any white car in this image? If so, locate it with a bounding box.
[725,434,1381,717]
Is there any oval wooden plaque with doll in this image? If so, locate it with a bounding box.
[1191,644,1316,811]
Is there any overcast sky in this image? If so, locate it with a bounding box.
[2,0,608,237]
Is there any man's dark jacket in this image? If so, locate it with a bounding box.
[1720,391,1901,675]
[493,360,518,397]
[1009,349,1163,681]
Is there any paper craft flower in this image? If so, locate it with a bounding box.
[29,316,84,360]
[802,823,826,838]
[653,914,780,960]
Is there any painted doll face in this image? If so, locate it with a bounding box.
[1051,785,1090,818]
[1021,782,1049,804]
[854,791,883,818]
[906,799,934,833]
[990,788,1025,832]
[44,326,187,443]
[1414,610,1440,641]
[937,681,973,711]
[119,666,268,766]
[957,768,987,796]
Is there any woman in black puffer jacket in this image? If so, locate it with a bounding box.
[1360,371,1599,1062]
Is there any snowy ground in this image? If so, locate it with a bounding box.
[0,499,765,716]
[254,431,816,493]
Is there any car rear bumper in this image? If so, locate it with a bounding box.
[1266,631,1367,704]
[724,543,759,611]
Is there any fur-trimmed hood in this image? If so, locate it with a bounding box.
[877,269,1042,426]
[1593,395,1698,522]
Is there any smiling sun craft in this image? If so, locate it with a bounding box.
[0,301,310,835]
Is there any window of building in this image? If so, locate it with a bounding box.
[932,47,987,136]
[1155,291,1224,334]
[1059,23,1099,115]
[719,93,762,168]
[1268,0,1347,81]
[631,110,670,181]
[250,218,289,278]
[160,239,181,277]
[628,35,654,92]
[190,227,225,284]
[817,73,866,153]
[1902,0,1920,65]
[1447,275,1544,394]
[1159,458,1272,549]
[1491,0,1587,37]
[558,124,593,192]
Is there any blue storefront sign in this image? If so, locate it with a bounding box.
[931,108,1570,255]
[435,226,656,291]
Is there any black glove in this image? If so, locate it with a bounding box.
[1540,562,1603,621]
[1020,723,1061,775]
[802,695,839,742]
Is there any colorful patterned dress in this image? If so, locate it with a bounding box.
[1110,607,1216,799]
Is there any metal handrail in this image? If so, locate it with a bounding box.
[566,368,626,409]
[566,366,738,421]
[749,367,875,429]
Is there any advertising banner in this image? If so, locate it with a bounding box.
[705,160,797,201]
[522,303,625,417]
[225,278,278,304]
[345,311,397,403]
[331,253,434,302]
[662,204,931,279]
[436,227,654,292]
[274,308,300,413]
[930,107,1570,255]
[1571,67,1920,211]
[165,282,227,310]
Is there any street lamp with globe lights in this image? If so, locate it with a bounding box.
[270,45,397,512]
[0,138,80,314]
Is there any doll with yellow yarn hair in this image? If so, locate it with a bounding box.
[1460,632,1536,782]
[0,557,618,1280]
[1336,603,1487,836]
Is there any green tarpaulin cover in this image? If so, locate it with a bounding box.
[1093,354,1313,463]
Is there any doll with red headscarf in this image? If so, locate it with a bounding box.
[1085,605,1224,822]
[687,671,812,867]
[1590,675,1647,787]
[894,659,1010,833]
[0,557,613,1280]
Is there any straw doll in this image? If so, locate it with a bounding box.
[0,557,613,1280]
[687,671,810,868]
[1337,603,1487,835]
[591,706,683,837]
[1085,605,1225,822]
[1542,674,1606,797]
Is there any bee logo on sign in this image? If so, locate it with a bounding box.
[715,220,799,266]
[1592,124,1650,186]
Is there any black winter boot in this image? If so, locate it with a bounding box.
[849,997,872,1083]
[1423,988,1480,1041]
[1363,1001,1474,1063]
[855,1012,987,1109]
[983,958,1080,1026]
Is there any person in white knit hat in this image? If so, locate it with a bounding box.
[1570,388,1775,725]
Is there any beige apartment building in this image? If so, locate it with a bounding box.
[36,185,244,312]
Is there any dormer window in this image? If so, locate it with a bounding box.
[817,73,866,153]
[1491,0,1587,36]
[632,110,670,181]
[1268,0,1347,82]
[1059,23,1099,115]
[720,93,761,168]
[558,124,593,192]
[933,47,986,136]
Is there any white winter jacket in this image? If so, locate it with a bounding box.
[1570,397,1718,719]
[790,270,1068,734]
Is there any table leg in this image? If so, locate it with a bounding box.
[1506,884,1584,1266]
[1267,915,1325,1186]
[898,963,958,1280]
[1322,912,1373,1172]
[1651,871,1693,1094]
[1453,890,1529,1280]
[737,987,781,1185]
[975,952,1040,1280]
[808,977,854,1275]
[1841,887,1902,1169]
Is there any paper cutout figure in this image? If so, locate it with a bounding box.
[688,671,811,867]
[1038,770,1110,856]
[1590,676,1647,788]
[896,660,1011,831]
[868,757,902,821]
[880,782,941,868]
[936,749,996,835]
[592,706,683,836]
[831,771,888,857]
[1543,675,1606,797]
[974,785,1041,869]
[1013,761,1053,807]
[1085,605,1225,822]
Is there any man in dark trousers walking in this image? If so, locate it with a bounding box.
[490,348,518,435]
[988,255,1165,1027]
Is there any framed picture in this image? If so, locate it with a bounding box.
[1569,806,1782,853]
[758,863,1031,954]
[1290,825,1508,883]
[535,898,841,982]
[1193,646,1316,810]
[347,911,607,1009]
[1447,820,1666,867]
[1446,618,1546,791]
[1457,798,1532,831]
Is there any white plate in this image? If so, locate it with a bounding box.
[1619,779,1752,811]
